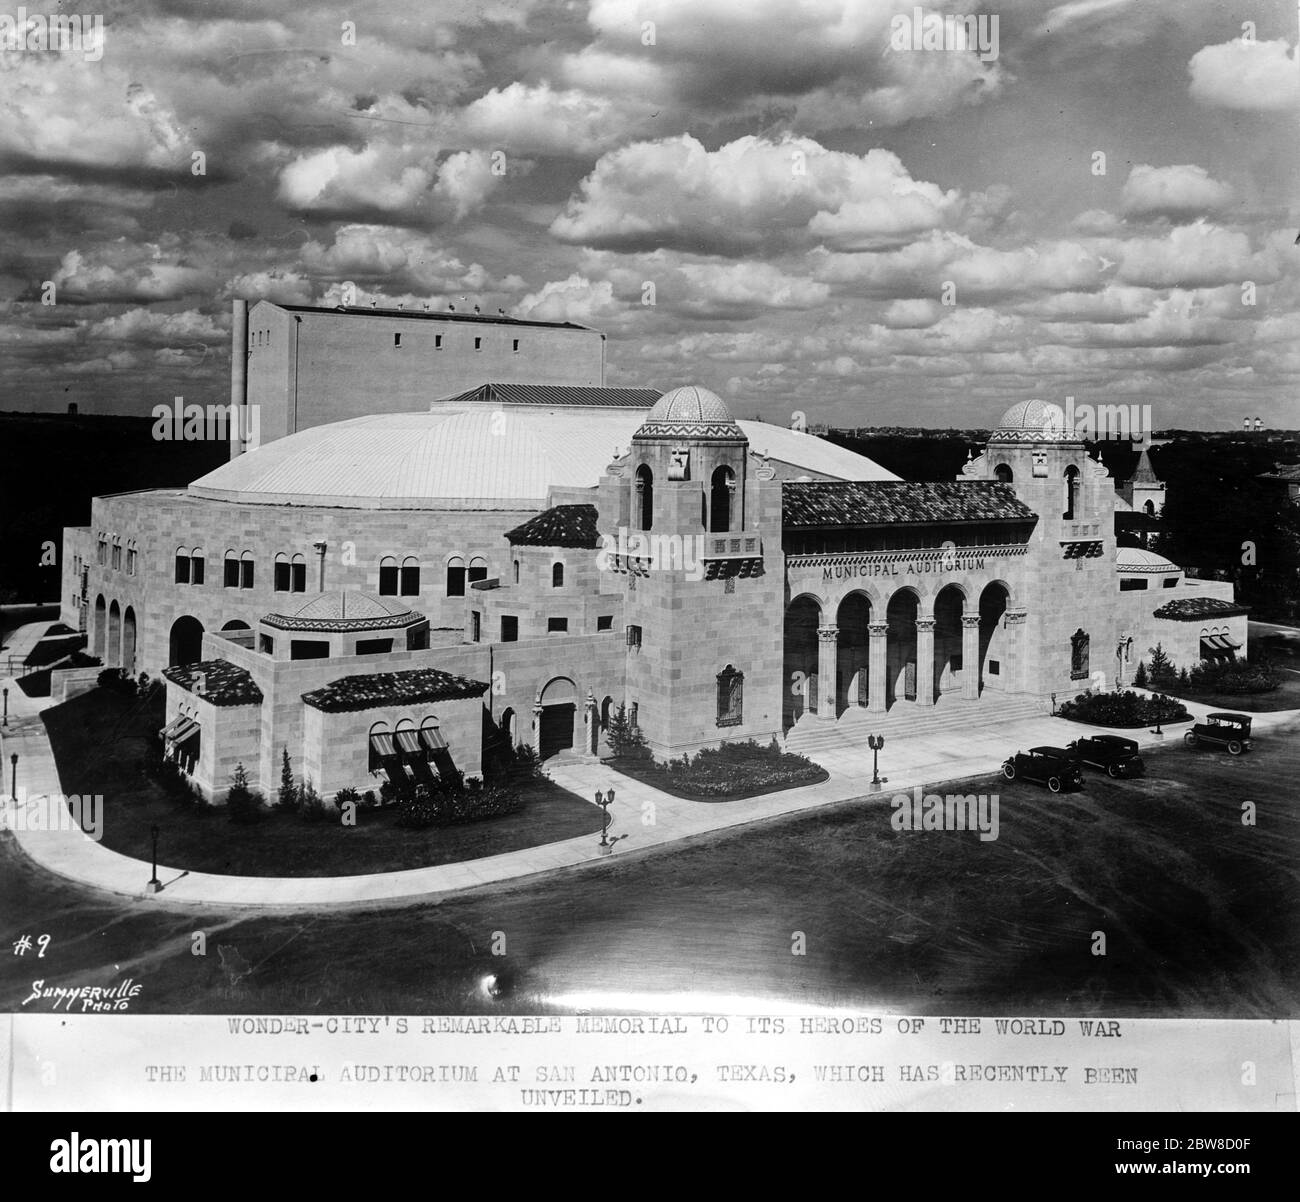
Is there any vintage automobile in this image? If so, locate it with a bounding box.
[1183,712,1253,756]
[1001,746,1085,793]
[1069,734,1146,778]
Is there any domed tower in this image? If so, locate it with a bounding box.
[960,400,1120,695]
[596,385,784,755]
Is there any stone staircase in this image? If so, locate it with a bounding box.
[783,693,1053,758]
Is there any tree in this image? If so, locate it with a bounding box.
[1147,643,1175,687]
[298,777,326,822]
[226,762,263,825]
[606,703,650,760]
[1133,660,1148,688]
[277,746,298,812]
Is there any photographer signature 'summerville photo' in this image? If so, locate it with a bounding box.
[1,0,1297,1116]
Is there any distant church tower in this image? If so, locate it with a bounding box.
[1117,431,1167,517]
[961,400,1121,696]
[595,385,785,755]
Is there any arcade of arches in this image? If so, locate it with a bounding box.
[783,581,1017,728]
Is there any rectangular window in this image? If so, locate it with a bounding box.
[394,332,401,347]
[1162,577,1178,588]
[716,667,744,727]
[379,563,398,595]
[1119,578,1148,591]
[399,564,420,595]
[290,639,330,660]
[446,565,466,596]
[224,558,239,588]
[191,556,205,586]
[597,615,613,632]
[512,339,519,352]
[175,555,190,585]
[474,337,482,350]
[274,561,291,592]
[988,659,1000,676]
[471,612,482,642]
[501,615,518,642]
[356,638,393,656]
[435,334,442,349]
[240,559,254,589]
[292,561,306,592]
[626,624,642,648]
[111,545,121,570]
[547,617,568,634]
[258,634,274,654]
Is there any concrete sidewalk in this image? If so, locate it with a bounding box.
[5,647,1298,912]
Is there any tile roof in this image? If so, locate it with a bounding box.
[263,591,423,632]
[162,659,264,706]
[782,481,1037,527]
[1152,597,1251,620]
[302,668,490,712]
[435,383,662,408]
[505,504,601,548]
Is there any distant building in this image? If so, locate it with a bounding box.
[229,298,608,454]
[1115,432,1166,517]
[1258,463,1300,505]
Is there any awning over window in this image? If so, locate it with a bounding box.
[419,726,448,752]
[160,716,199,743]
[394,729,422,756]
[369,731,397,757]
[1200,635,1239,657]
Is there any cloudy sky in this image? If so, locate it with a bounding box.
[2,0,1297,428]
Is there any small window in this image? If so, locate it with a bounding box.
[379,556,398,596]
[471,612,481,642]
[597,615,613,632]
[435,334,442,349]
[400,558,420,596]
[512,339,519,352]
[274,555,291,592]
[626,624,642,648]
[240,553,254,589]
[1119,578,1148,591]
[552,562,564,588]
[468,558,488,585]
[547,617,568,634]
[191,553,205,585]
[988,659,1000,676]
[446,558,466,596]
[175,553,191,585]
[716,664,744,727]
[356,638,393,656]
[474,337,482,350]
[224,552,239,588]
[258,634,274,654]
[512,559,520,584]
[394,332,401,347]
[1162,577,1178,588]
[501,615,518,642]
[291,555,306,593]
[290,639,330,660]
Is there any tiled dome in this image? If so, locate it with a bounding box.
[989,399,1076,443]
[647,385,734,424]
[262,591,422,633]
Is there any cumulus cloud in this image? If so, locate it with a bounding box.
[1120,164,1236,221]
[88,308,226,344]
[1115,222,1263,289]
[460,82,648,156]
[1188,37,1300,111]
[514,274,621,324]
[551,135,966,254]
[51,243,215,303]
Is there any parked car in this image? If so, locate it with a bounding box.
[1183,712,1253,756]
[1001,746,1085,793]
[1069,734,1146,778]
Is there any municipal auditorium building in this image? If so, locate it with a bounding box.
[60,301,1248,802]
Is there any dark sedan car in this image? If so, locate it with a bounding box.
[1184,712,1253,756]
[1001,746,1085,793]
[1069,734,1146,778]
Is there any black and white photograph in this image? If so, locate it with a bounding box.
[0,0,1297,1131]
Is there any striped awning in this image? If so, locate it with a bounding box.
[1201,635,1240,656]
[160,716,199,743]
[420,726,447,751]
[394,729,422,756]
[369,731,397,757]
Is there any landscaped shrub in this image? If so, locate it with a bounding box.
[612,738,824,799]
[226,763,264,825]
[394,776,523,828]
[605,704,650,760]
[1057,689,1189,727]
[1147,643,1177,688]
[298,778,327,822]
[1133,660,1148,688]
[277,747,298,812]
[97,667,135,695]
[1186,657,1279,695]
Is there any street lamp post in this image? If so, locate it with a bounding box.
[147,823,162,893]
[9,753,16,804]
[2,686,8,727]
[594,789,616,853]
[868,734,885,789]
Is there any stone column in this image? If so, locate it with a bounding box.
[961,614,981,700]
[531,701,544,753]
[915,617,936,706]
[584,689,598,755]
[816,625,838,720]
[867,621,889,713]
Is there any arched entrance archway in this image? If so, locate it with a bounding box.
[92,595,106,658]
[933,585,966,700]
[885,589,920,707]
[537,676,577,759]
[122,606,137,675]
[836,591,872,711]
[107,601,121,668]
[168,615,205,667]
[782,594,821,729]
[978,582,1010,694]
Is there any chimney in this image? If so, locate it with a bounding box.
[229,298,248,460]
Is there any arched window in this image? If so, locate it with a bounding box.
[716,665,744,727]
[110,536,122,570]
[1144,500,1155,516]
[446,556,466,596]
[552,562,564,588]
[400,556,420,596]
[190,548,205,585]
[240,551,255,589]
[274,552,291,592]
[635,465,653,531]
[419,716,446,757]
[378,555,398,595]
[994,463,1013,483]
[368,721,394,773]
[223,550,239,588]
[710,466,735,533]
[175,546,192,584]
[126,540,138,575]
[513,559,520,584]
[1063,465,1079,520]
[290,552,306,592]
[468,556,488,586]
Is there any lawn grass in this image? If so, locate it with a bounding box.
[1149,671,1300,714]
[4,725,1298,1017]
[41,688,605,877]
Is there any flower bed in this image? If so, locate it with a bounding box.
[609,738,827,801]
[1055,689,1190,728]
